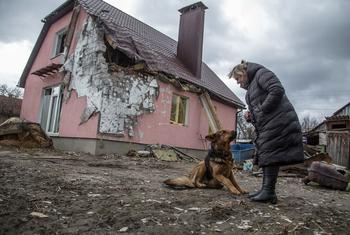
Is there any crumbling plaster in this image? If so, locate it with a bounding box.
[62,17,158,136]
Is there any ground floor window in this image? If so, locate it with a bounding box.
[170,94,188,125]
[40,85,63,135]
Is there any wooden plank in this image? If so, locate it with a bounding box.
[105,34,118,49]
[0,123,23,136]
[327,131,350,168]
[199,91,222,132]
[64,5,81,61]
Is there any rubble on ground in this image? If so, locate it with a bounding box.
[0,117,52,148]
[0,147,349,234]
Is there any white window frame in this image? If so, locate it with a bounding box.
[52,27,68,58]
[39,85,63,136]
[170,94,189,126]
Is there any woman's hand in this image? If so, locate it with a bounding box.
[244,111,252,123]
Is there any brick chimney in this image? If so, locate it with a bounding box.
[177,2,208,78]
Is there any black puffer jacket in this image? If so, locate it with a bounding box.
[244,62,304,167]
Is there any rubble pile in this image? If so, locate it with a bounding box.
[0,117,52,148]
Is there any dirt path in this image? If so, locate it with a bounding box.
[0,147,349,234]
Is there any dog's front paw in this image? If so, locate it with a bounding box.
[240,189,248,194]
[195,182,207,188]
[229,189,241,195]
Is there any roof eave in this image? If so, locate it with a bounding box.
[208,90,245,109]
[18,0,75,88]
[333,102,350,116]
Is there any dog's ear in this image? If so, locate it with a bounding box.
[205,132,217,142]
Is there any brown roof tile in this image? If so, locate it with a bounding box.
[19,0,244,108]
[80,0,244,108]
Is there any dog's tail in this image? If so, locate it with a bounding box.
[163,177,195,188]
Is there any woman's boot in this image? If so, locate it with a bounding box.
[248,168,265,198]
[250,166,279,204]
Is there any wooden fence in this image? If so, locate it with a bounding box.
[327,131,350,169]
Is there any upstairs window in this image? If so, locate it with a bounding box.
[170,94,188,125]
[53,28,67,57]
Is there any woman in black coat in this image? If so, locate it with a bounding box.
[229,60,304,204]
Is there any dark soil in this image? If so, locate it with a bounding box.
[0,146,349,234]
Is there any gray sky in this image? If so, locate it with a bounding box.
[0,0,349,121]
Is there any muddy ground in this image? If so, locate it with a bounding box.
[0,146,349,235]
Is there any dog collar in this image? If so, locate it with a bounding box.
[208,149,231,160]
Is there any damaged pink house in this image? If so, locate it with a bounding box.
[19,0,244,155]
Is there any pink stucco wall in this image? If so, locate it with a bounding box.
[20,10,74,122]
[99,81,237,150]
[59,90,98,138]
[21,7,238,150]
[20,8,96,138]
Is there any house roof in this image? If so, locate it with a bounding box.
[333,102,350,116]
[326,115,350,121]
[308,102,350,133]
[19,0,245,108]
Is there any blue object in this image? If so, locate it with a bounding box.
[243,160,253,171]
[231,144,255,165]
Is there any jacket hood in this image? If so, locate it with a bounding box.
[245,62,265,89]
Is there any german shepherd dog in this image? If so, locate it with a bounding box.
[164,130,247,195]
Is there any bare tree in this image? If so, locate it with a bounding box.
[301,115,319,132]
[0,84,23,98]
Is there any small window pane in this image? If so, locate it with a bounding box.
[44,88,52,96]
[170,95,178,122]
[54,29,67,56]
[178,97,186,124]
[48,96,58,132]
[170,94,188,125]
[58,33,67,54]
[54,93,63,133]
[40,95,50,129]
[41,86,63,134]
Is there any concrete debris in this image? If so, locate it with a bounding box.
[145,144,200,162]
[126,149,138,157]
[138,150,151,157]
[188,207,201,212]
[152,149,178,162]
[156,72,201,93]
[281,215,293,223]
[126,150,151,158]
[236,220,252,230]
[174,207,185,212]
[62,17,158,137]
[30,212,49,218]
[0,117,52,148]
[119,227,128,232]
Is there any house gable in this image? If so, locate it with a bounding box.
[19,0,241,152]
[19,0,244,109]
